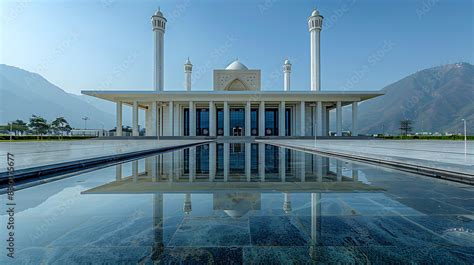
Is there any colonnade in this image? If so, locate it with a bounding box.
[114,100,359,137]
[116,143,361,183]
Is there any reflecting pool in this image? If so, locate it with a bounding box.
[1,142,473,264]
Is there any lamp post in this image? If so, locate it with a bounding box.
[82,117,89,130]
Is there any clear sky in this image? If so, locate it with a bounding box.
[1,0,472,95]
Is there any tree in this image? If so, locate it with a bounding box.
[51,117,72,137]
[29,115,49,135]
[400,119,413,137]
[8,120,29,135]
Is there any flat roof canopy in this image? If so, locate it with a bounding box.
[82,90,384,105]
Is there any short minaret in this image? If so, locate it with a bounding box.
[151,9,167,91]
[308,9,323,91]
[283,58,291,91]
[184,58,193,91]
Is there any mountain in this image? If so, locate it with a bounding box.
[355,62,474,134]
[0,64,115,129]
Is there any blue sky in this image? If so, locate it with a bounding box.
[1,0,472,95]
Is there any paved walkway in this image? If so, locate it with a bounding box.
[259,140,474,183]
[0,139,208,173]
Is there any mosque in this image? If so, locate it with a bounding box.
[82,9,383,137]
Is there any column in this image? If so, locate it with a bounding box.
[337,160,342,181]
[132,160,138,182]
[189,147,196,181]
[258,143,265,181]
[352,164,359,182]
[336,101,342,136]
[316,156,323,182]
[283,193,292,213]
[321,105,327,136]
[279,101,285,136]
[151,155,159,182]
[115,164,122,181]
[300,101,305,136]
[310,193,321,259]
[279,147,286,181]
[209,101,216,136]
[223,143,229,181]
[168,101,174,136]
[224,101,229,136]
[151,102,158,136]
[152,194,164,258]
[183,193,192,215]
[209,143,216,181]
[299,151,305,182]
[116,101,123,136]
[317,101,323,136]
[352,102,358,137]
[245,101,251,136]
[189,101,195,136]
[245,142,251,181]
[132,101,139,136]
[259,101,265,136]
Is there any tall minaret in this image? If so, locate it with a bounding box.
[308,9,323,91]
[283,58,291,91]
[184,58,192,91]
[151,9,166,91]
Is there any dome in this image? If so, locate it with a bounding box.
[154,9,163,16]
[226,60,248,70]
[311,9,319,16]
[224,209,250,218]
[284,59,291,65]
[185,57,192,65]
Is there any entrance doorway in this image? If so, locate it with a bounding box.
[230,108,245,136]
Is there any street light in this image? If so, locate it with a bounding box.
[82,117,89,130]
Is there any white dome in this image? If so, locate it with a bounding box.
[284,59,291,65]
[226,60,248,70]
[155,10,163,16]
[311,9,319,16]
[224,209,250,218]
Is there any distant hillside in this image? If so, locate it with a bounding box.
[0,64,115,129]
[356,62,474,134]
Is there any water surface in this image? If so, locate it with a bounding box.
[1,142,473,264]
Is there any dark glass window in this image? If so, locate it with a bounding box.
[251,143,259,174]
[265,109,278,136]
[216,109,224,136]
[183,108,189,136]
[251,109,259,136]
[265,144,279,174]
[230,108,245,136]
[196,109,209,136]
[196,145,209,174]
[216,143,224,175]
[285,108,291,136]
[229,143,245,174]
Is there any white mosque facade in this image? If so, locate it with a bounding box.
[82,9,383,137]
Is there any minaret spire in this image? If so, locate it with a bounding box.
[151,9,167,91]
[308,9,323,91]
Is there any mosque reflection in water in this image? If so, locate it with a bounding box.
[118,143,359,183]
[86,143,371,262]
